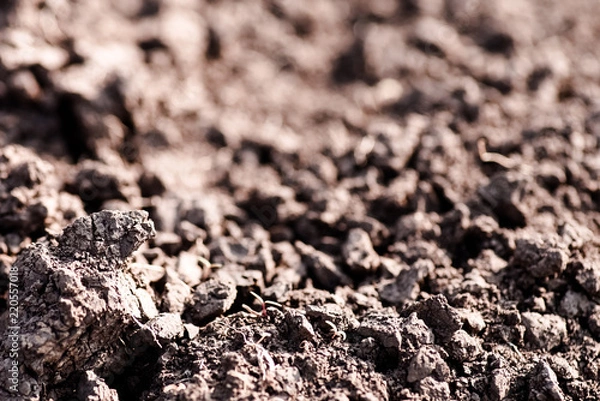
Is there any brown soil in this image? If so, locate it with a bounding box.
[1,0,600,400]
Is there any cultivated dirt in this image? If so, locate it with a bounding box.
[1,0,600,400]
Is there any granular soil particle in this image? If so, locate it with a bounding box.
[1,0,600,400]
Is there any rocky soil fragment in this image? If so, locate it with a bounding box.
[521,312,567,350]
[342,228,379,275]
[0,210,155,400]
[574,252,600,297]
[405,294,463,341]
[378,259,434,305]
[357,309,403,352]
[184,279,237,325]
[512,234,568,278]
[144,313,184,345]
[406,346,448,383]
[447,330,482,362]
[295,241,349,290]
[77,371,119,401]
[528,360,565,401]
[0,145,84,237]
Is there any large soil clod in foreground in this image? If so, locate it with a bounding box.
[1,210,155,400]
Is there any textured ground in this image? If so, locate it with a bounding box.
[1,0,600,400]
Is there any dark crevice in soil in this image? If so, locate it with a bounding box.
[57,93,95,163]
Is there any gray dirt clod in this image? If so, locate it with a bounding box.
[558,290,591,319]
[417,376,451,399]
[399,313,435,353]
[176,250,203,287]
[342,228,380,275]
[407,345,448,383]
[1,210,155,397]
[512,235,568,278]
[305,303,358,333]
[521,312,566,350]
[547,355,579,381]
[405,294,463,342]
[455,308,487,333]
[447,329,482,362]
[0,145,85,237]
[377,259,434,305]
[295,241,350,291]
[528,360,565,401]
[378,257,405,278]
[145,313,185,345]
[356,310,403,352]
[57,209,155,263]
[184,278,237,324]
[214,264,265,293]
[586,307,600,338]
[489,368,512,401]
[284,309,317,343]
[575,257,600,297]
[161,268,192,314]
[209,236,256,266]
[77,371,120,401]
[390,240,452,267]
[136,287,159,319]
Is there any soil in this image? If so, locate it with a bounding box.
[1,0,600,400]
